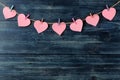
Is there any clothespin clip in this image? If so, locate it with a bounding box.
[90,13,94,17]
[58,18,61,25]
[41,18,44,22]
[25,14,30,19]
[106,5,109,11]
[10,5,14,11]
[72,18,77,24]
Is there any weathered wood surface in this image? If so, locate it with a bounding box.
[0,0,120,80]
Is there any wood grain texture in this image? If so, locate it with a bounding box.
[0,0,120,80]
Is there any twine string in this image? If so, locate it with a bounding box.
[0,0,120,24]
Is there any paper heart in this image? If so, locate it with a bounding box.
[102,7,116,21]
[18,14,31,27]
[86,14,100,27]
[34,20,48,33]
[70,19,83,32]
[52,22,66,36]
[3,6,17,19]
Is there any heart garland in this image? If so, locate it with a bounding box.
[52,22,66,36]
[18,14,31,27]
[2,3,118,36]
[34,20,48,33]
[70,18,83,32]
[102,7,116,21]
[3,6,17,19]
[85,14,100,27]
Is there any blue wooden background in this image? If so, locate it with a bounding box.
[0,0,120,80]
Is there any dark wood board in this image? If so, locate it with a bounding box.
[0,0,120,80]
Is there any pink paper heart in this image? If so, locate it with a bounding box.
[70,19,83,32]
[3,6,17,19]
[52,22,66,36]
[18,14,31,27]
[102,7,116,21]
[86,14,100,27]
[34,20,48,33]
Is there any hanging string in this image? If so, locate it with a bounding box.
[0,0,120,25]
[112,0,120,7]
